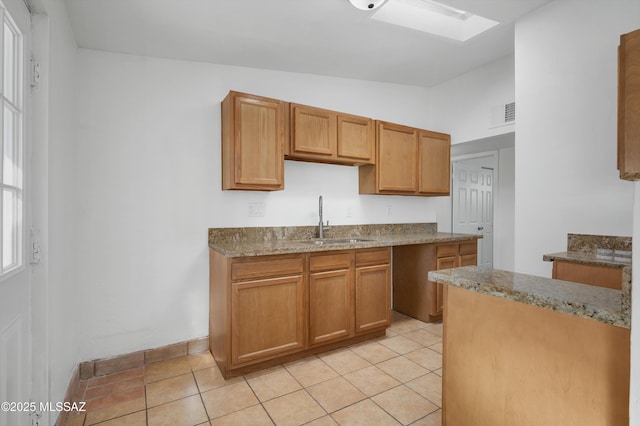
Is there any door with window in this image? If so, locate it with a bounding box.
[0,0,30,425]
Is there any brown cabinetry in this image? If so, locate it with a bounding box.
[618,28,640,180]
[210,246,390,378]
[392,240,477,322]
[355,248,391,333]
[309,252,354,346]
[552,260,623,290]
[221,91,288,191]
[419,130,451,194]
[309,248,391,344]
[359,121,451,196]
[288,103,374,165]
[210,252,306,377]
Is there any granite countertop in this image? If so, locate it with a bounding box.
[428,266,629,328]
[208,223,480,257]
[542,250,631,268]
[542,233,632,268]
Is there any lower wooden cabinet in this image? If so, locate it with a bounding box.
[393,239,477,322]
[552,260,623,290]
[231,275,306,365]
[309,252,354,346]
[210,247,391,378]
[355,249,391,333]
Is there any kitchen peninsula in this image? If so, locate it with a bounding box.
[543,233,632,315]
[429,266,630,426]
[208,223,479,378]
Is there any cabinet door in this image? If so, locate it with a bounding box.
[355,264,390,334]
[418,131,450,195]
[231,275,306,366]
[309,269,353,346]
[431,255,459,317]
[290,103,336,160]
[376,121,418,193]
[222,91,286,190]
[552,260,623,290]
[337,113,374,164]
[618,28,640,180]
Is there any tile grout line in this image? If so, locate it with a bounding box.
[67,315,442,426]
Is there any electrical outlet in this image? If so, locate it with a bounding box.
[248,202,265,217]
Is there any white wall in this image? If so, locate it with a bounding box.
[429,54,515,145]
[514,0,639,277]
[431,55,516,270]
[496,147,515,270]
[74,49,443,361]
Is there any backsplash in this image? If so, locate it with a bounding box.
[208,223,438,245]
[567,233,632,253]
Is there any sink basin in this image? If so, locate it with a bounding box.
[303,238,373,245]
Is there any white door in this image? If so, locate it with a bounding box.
[0,0,31,425]
[452,161,493,267]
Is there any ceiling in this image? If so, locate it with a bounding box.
[63,0,551,88]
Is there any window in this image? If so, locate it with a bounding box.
[0,5,22,276]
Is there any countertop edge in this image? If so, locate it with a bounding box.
[543,251,631,268]
[209,233,481,257]
[429,267,629,329]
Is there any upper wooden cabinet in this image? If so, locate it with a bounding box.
[419,130,451,194]
[618,28,640,180]
[287,103,375,165]
[221,91,288,191]
[359,121,451,196]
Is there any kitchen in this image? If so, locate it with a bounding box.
[1,0,639,425]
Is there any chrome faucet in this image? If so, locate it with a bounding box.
[318,196,330,238]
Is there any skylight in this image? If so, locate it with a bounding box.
[371,0,499,42]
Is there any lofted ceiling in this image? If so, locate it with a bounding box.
[63,0,551,88]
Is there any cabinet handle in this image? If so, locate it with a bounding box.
[477,226,484,231]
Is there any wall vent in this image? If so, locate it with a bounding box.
[504,102,515,123]
[490,102,515,128]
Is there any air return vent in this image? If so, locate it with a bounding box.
[490,102,516,128]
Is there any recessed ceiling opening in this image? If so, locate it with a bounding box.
[371,0,500,42]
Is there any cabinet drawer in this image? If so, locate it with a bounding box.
[459,241,477,255]
[436,256,458,270]
[460,254,477,266]
[231,255,304,281]
[436,244,458,258]
[356,248,390,267]
[310,252,352,272]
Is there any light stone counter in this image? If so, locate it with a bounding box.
[542,233,632,320]
[208,223,480,257]
[428,266,629,328]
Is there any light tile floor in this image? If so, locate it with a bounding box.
[64,312,442,426]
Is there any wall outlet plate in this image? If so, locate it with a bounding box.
[248,202,265,217]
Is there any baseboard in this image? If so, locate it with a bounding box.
[55,336,209,425]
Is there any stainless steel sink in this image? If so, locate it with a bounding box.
[302,238,373,245]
